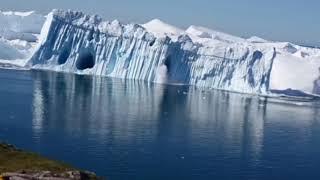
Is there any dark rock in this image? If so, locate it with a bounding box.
[1,171,99,180]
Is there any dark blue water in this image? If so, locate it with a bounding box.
[0,69,320,180]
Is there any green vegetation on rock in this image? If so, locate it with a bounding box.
[0,142,100,179]
[0,143,73,173]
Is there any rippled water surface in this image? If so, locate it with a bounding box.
[0,69,320,180]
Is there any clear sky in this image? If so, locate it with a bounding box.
[1,0,319,46]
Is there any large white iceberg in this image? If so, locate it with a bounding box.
[28,10,277,94]
[1,9,320,96]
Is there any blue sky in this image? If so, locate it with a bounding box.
[1,0,319,46]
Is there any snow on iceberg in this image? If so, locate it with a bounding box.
[247,36,269,43]
[142,19,183,40]
[186,25,246,44]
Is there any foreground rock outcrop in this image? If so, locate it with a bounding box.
[0,143,99,180]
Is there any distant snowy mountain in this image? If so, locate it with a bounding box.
[0,10,45,67]
[0,9,320,97]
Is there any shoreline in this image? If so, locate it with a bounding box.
[0,142,100,179]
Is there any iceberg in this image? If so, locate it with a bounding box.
[0,9,319,96]
[28,10,277,94]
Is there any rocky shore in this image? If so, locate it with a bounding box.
[0,143,100,180]
[1,170,98,180]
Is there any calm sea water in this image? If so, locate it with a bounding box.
[0,69,320,180]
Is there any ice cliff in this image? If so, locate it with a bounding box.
[29,10,278,94]
[0,9,319,96]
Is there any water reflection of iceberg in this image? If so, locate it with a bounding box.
[31,70,165,144]
[186,88,266,161]
[31,70,267,160]
[30,70,320,178]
